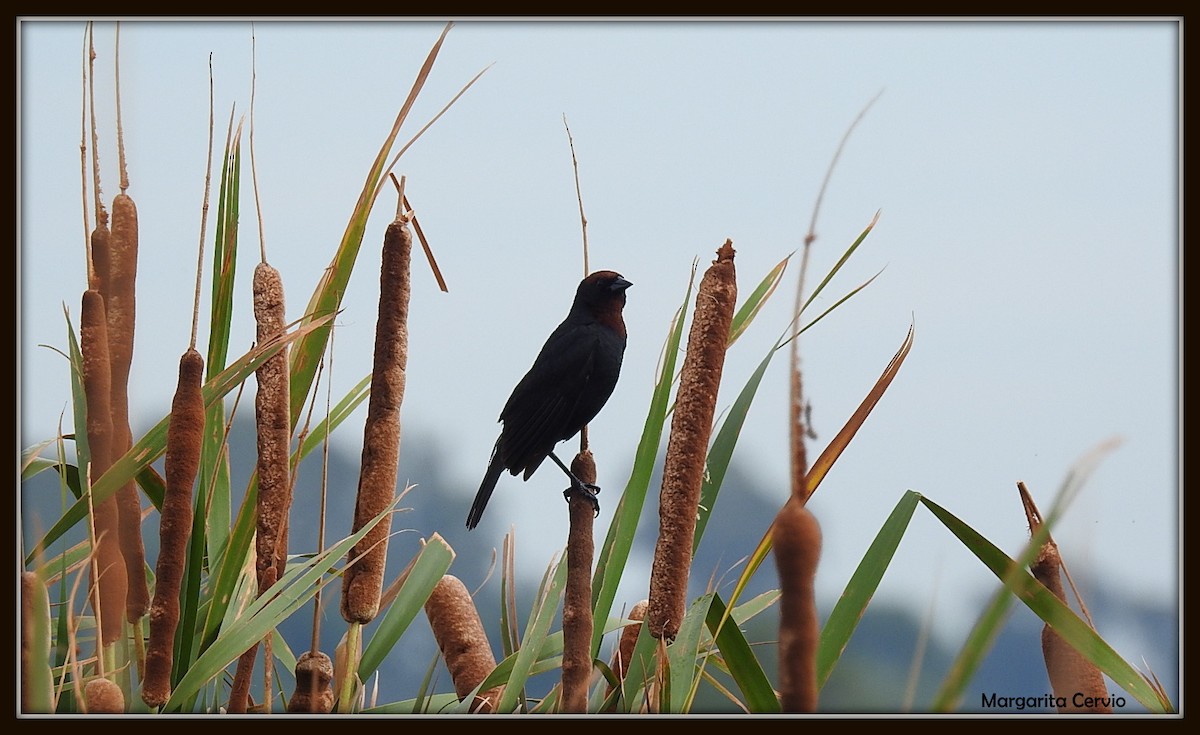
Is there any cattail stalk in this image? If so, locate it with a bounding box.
[22,572,54,713]
[1021,483,1111,713]
[340,207,412,624]
[253,262,292,595]
[141,349,205,708]
[605,599,648,708]
[81,289,128,647]
[562,451,597,713]
[648,240,737,640]
[424,575,503,713]
[774,499,822,713]
[107,190,148,624]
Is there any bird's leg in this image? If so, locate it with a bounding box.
[548,451,601,517]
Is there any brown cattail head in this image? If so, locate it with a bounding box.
[287,651,335,714]
[1028,527,1111,711]
[252,262,292,596]
[774,498,822,713]
[608,600,648,689]
[141,348,205,708]
[81,289,128,646]
[648,240,737,640]
[84,677,125,714]
[108,191,148,623]
[341,216,412,624]
[424,575,503,713]
[1019,481,1111,713]
[88,223,110,293]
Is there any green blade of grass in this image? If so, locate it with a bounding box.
[817,489,922,688]
[728,253,790,346]
[163,494,402,711]
[668,592,714,713]
[496,552,569,714]
[358,534,455,683]
[704,591,779,714]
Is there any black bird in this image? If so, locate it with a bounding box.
[467,270,631,529]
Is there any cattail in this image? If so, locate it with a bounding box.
[81,289,128,646]
[774,499,822,713]
[606,599,648,705]
[107,190,148,623]
[648,240,737,640]
[252,262,292,595]
[21,572,54,714]
[287,651,334,714]
[424,575,503,713]
[1035,543,1110,713]
[141,348,205,708]
[1021,483,1110,713]
[562,450,597,713]
[84,677,125,714]
[340,212,411,624]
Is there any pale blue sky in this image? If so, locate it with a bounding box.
[18,19,1179,692]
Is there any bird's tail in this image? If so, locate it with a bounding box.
[467,450,506,530]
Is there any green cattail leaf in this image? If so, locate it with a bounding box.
[728,253,790,346]
[358,534,455,682]
[206,111,243,379]
[704,591,779,714]
[296,373,372,461]
[817,489,922,688]
[496,552,568,714]
[668,592,714,713]
[163,494,402,711]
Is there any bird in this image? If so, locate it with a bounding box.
[467,270,632,530]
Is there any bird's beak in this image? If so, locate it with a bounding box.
[611,276,633,292]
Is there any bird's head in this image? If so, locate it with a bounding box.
[574,270,632,333]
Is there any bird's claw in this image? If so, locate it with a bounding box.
[563,482,601,518]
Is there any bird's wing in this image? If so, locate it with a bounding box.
[498,322,602,476]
